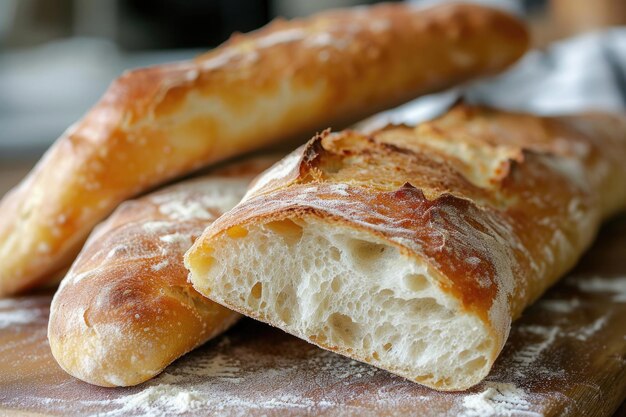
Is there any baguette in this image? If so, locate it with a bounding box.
[0,2,529,296]
[185,104,626,391]
[48,156,278,387]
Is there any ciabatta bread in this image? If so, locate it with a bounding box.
[48,156,278,387]
[185,105,626,391]
[0,2,528,295]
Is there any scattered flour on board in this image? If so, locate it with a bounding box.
[98,385,207,416]
[460,382,542,417]
[540,298,580,313]
[0,299,44,329]
[7,273,624,416]
[32,336,386,416]
[572,316,608,341]
[575,276,626,302]
[509,325,560,378]
[169,351,244,383]
[36,346,248,417]
[0,308,41,329]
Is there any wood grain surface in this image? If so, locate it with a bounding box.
[0,166,625,416]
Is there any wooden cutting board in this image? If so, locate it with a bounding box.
[0,165,625,416]
[0,216,624,416]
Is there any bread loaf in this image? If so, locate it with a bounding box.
[0,2,528,295]
[48,156,278,387]
[185,104,626,391]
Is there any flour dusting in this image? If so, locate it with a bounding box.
[99,385,207,416]
[510,326,560,377]
[158,200,213,221]
[28,328,405,416]
[0,309,41,329]
[0,298,46,329]
[142,221,173,234]
[460,382,541,417]
[151,177,250,220]
[575,276,626,302]
[540,298,580,313]
[151,260,169,272]
[573,316,608,341]
[159,233,192,251]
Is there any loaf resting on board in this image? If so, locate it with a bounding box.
[48,156,278,387]
[185,104,626,391]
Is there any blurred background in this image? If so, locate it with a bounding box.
[0,0,625,182]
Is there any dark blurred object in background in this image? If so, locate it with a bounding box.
[0,0,73,48]
[1,0,270,50]
[0,0,400,51]
[118,0,270,50]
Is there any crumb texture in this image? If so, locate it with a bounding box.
[194,220,493,389]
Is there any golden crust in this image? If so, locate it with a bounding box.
[48,156,278,387]
[0,2,528,295]
[187,104,626,389]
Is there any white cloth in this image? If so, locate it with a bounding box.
[368,28,626,128]
[467,28,626,114]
